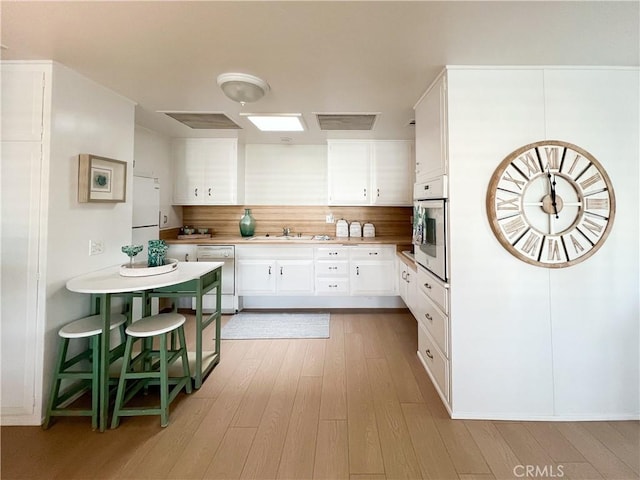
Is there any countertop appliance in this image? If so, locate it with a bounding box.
[413,177,448,283]
[194,245,237,314]
[131,175,160,319]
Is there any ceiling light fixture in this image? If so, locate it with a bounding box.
[217,73,270,105]
[241,113,305,132]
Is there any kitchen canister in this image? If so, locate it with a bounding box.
[336,219,349,237]
[349,221,362,238]
[363,222,375,238]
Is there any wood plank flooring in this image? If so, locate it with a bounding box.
[2,310,638,480]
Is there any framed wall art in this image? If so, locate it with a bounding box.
[78,154,127,203]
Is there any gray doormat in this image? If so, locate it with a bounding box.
[221,312,330,339]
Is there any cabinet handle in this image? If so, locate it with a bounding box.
[268,266,271,275]
[401,271,407,280]
[406,272,411,283]
[425,349,434,360]
[425,313,433,321]
[377,188,380,197]
[424,283,432,290]
[280,266,283,275]
[329,252,338,256]
[424,185,430,190]
[368,252,378,256]
[356,266,360,275]
[329,266,338,270]
[185,253,189,262]
[363,188,367,198]
[208,188,212,196]
[194,187,198,197]
[329,284,338,288]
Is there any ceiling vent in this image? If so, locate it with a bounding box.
[162,112,241,129]
[315,113,378,131]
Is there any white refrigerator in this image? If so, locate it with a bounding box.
[131,175,160,319]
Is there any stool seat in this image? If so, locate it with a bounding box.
[126,313,185,337]
[59,313,127,339]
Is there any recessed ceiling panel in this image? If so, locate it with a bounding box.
[163,112,241,129]
[316,113,378,131]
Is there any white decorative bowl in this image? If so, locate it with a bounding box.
[119,258,178,277]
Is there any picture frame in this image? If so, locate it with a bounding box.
[78,154,127,203]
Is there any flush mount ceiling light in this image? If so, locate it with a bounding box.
[240,113,305,132]
[217,73,270,105]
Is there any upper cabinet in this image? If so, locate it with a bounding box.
[172,138,241,205]
[414,72,448,181]
[327,139,412,206]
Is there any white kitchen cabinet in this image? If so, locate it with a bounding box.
[397,257,417,315]
[349,245,396,296]
[414,72,448,181]
[236,246,314,296]
[315,246,350,295]
[172,138,239,205]
[327,140,412,206]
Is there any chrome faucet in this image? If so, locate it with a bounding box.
[282,227,291,236]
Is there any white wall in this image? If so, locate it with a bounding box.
[447,67,639,419]
[41,63,136,422]
[134,124,182,230]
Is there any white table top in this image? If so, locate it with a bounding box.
[66,261,224,294]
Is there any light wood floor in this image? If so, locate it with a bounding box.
[2,310,639,480]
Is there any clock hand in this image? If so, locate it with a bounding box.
[550,173,559,219]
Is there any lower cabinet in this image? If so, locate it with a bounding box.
[409,262,451,409]
[397,257,417,314]
[236,247,314,295]
[315,246,350,295]
[349,245,396,296]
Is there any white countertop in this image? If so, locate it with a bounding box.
[66,261,224,294]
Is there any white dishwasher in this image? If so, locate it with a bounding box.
[194,245,237,313]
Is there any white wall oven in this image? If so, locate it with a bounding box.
[413,178,448,282]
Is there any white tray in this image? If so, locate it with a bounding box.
[119,258,178,277]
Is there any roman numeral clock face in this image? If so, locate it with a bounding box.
[486,141,616,268]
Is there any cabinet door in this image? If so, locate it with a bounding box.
[372,141,412,206]
[236,259,276,295]
[415,74,448,181]
[1,68,45,141]
[327,141,371,205]
[202,139,238,205]
[172,139,195,204]
[350,261,395,295]
[405,268,418,315]
[277,259,314,295]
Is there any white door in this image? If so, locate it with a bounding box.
[277,259,314,295]
[236,259,276,295]
[327,141,371,205]
[1,142,43,420]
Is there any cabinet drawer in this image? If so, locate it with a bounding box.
[417,265,448,314]
[316,278,350,295]
[417,322,449,403]
[416,290,448,357]
[349,245,395,260]
[316,260,349,276]
[315,247,349,260]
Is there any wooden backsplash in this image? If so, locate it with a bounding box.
[181,205,412,237]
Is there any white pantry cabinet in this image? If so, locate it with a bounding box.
[327,140,412,206]
[414,72,448,181]
[172,138,239,205]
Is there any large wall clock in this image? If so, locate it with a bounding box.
[486,140,615,268]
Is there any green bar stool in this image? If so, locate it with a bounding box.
[43,313,127,430]
[111,313,192,428]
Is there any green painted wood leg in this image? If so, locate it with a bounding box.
[91,334,100,430]
[159,333,169,427]
[178,326,192,394]
[98,294,111,432]
[111,334,135,429]
[42,337,69,429]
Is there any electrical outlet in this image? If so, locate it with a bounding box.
[89,239,104,256]
[325,213,335,224]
